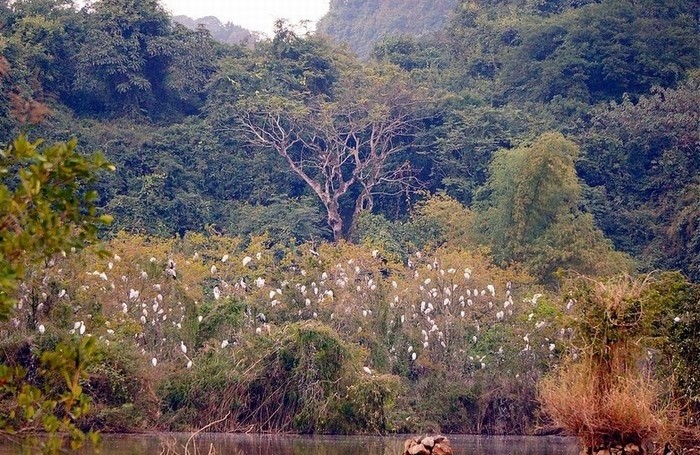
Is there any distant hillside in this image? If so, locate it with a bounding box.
[173,15,257,45]
[316,0,457,57]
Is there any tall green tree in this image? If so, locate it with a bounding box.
[476,132,632,283]
[74,0,217,117]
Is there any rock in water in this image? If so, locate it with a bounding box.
[403,435,453,455]
[433,443,453,455]
[408,444,429,455]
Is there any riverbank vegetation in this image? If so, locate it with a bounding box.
[0,0,698,452]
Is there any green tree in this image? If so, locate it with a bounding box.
[476,133,632,283]
[74,0,218,117]
[0,134,112,452]
[433,102,536,206]
[499,0,699,104]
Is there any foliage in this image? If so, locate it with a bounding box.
[475,133,633,283]
[221,196,329,243]
[0,337,100,453]
[0,133,111,452]
[433,102,537,207]
[499,0,698,104]
[576,75,700,278]
[0,135,113,319]
[160,319,401,434]
[644,273,700,423]
[541,274,698,448]
[73,0,218,116]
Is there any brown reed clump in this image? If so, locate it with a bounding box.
[539,361,667,448]
[539,274,684,449]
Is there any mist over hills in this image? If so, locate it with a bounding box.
[317,0,458,57]
[173,14,257,44]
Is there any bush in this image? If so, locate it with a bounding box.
[540,274,697,448]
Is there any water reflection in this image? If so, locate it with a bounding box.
[0,433,580,455]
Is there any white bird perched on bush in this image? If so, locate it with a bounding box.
[213,286,221,300]
[180,341,187,354]
[362,366,372,375]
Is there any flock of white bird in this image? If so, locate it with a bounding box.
[16,245,582,378]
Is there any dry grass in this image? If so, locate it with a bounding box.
[540,359,678,448]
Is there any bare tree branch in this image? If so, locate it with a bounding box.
[237,66,431,241]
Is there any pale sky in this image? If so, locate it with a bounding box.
[159,0,331,36]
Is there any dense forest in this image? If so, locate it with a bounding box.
[0,0,698,452]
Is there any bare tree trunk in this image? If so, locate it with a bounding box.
[349,186,374,238]
[327,200,344,242]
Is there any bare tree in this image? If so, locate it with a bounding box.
[238,64,428,241]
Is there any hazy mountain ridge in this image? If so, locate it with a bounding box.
[317,0,458,57]
[173,14,257,45]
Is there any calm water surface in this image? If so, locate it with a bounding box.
[0,433,580,455]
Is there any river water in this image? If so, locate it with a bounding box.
[1,433,580,455]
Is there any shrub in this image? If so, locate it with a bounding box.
[540,274,696,448]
